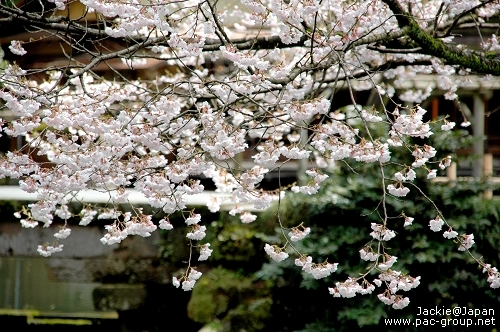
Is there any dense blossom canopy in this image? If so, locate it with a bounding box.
[1,0,500,308]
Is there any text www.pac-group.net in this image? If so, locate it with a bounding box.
[385,317,496,327]
[384,307,495,327]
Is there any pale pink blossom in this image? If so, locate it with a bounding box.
[185,213,201,225]
[207,196,221,213]
[310,263,338,279]
[483,265,500,288]
[240,211,257,223]
[198,244,213,261]
[387,184,410,197]
[378,255,397,271]
[264,244,288,262]
[21,219,38,228]
[370,223,396,241]
[9,40,27,56]
[443,229,458,239]
[404,216,414,227]
[439,156,452,170]
[329,278,362,298]
[377,293,395,305]
[159,218,173,230]
[441,121,456,131]
[288,226,311,241]
[37,244,63,257]
[181,268,203,291]
[187,225,206,241]
[359,248,378,261]
[392,296,410,309]
[458,234,475,251]
[54,228,71,239]
[429,216,444,232]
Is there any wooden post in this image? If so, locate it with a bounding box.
[484,153,493,177]
[431,98,439,120]
[298,125,309,186]
[447,162,457,182]
[473,95,485,180]
[484,153,493,199]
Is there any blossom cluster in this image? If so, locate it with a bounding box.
[375,271,421,309]
[288,225,311,241]
[264,244,289,262]
[173,268,203,291]
[198,244,213,261]
[294,256,338,279]
[483,265,500,289]
[37,244,64,257]
[369,223,396,241]
[329,277,376,298]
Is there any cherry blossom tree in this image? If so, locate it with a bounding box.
[1,0,500,309]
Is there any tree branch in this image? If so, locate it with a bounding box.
[203,35,308,51]
[383,0,500,76]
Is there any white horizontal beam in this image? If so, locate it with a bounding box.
[0,186,258,211]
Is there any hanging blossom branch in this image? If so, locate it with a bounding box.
[1,0,500,307]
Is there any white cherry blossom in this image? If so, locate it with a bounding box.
[387,184,410,197]
[198,244,213,261]
[9,40,27,56]
[54,228,71,239]
[359,248,379,261]
[288,226,311,241]
[378,255,398,271]
[429,216,444,232]
[443,229,458,239]
[187,225,207,241]
[458,234,475,251]
[404,216,414,227]
[264,244,289,262]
